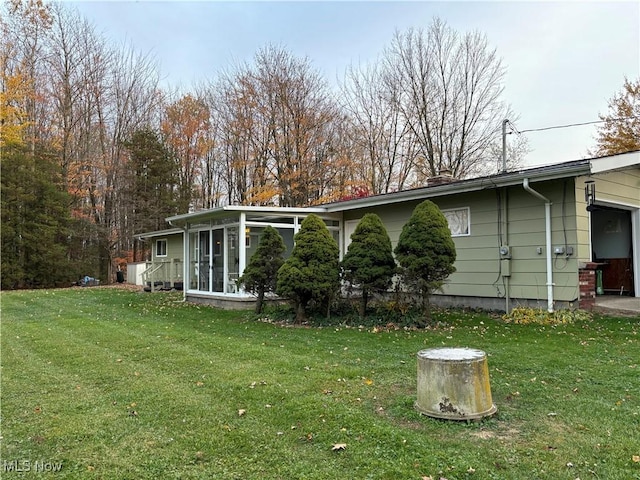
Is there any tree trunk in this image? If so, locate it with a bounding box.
[295,301,306,323]
[255,289,265,314]
[421,290,432,326]
[359,290,369,320]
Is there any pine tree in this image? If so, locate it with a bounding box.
[124,128,179,233]
[124,128,180,261]
[341,213,396,319]
[394,200,456,323]
[1,144,77,288]
[238,226,286,314]
[276,214,340,322]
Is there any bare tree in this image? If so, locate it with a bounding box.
[45,3,162,280]
[252,45,340,206]
[384,18,508,180]
[340,61,417,194]
[202,46,343,207]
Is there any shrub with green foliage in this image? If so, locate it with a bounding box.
[237,226,286,314]
[276,214,340,322]
[341,213,396,319]
[394,200,456,323]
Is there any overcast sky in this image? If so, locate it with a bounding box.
[71,1,639,168]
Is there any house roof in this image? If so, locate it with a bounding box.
[166,205,332,227]
[322,150,640,212]
[160,150,640,225]
[134,227,184,240]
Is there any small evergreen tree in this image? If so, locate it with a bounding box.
[276,214,340,322]
[237,226,286,314]
[341,213,396,319]
[394,200,456,323]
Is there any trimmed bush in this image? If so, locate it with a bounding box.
[237,226,286,313]
[276,214,339,322]
[394,200,456,323]
[341,213,396,319]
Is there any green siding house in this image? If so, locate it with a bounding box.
[131,228,184,291]
[131,150,640,311]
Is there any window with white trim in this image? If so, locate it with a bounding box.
[442,207,470,236]
[156,239,168,257]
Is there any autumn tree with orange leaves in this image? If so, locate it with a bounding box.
[592,77,640,156]
[161,94,211,211]
[203,46,349,207]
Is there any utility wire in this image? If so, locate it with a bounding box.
[506,119,521,135]
[507,115,639,134]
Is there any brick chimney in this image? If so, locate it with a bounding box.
[427,168,456,186]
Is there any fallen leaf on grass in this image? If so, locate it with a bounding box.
[238,409,246,416]
[632,455,640,463]
[331,443,347,451]
[363,378,373,386]
[196,381,204,387]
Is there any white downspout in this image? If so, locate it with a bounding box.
[523,178,554,312]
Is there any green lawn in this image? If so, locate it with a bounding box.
[1,287,639,479]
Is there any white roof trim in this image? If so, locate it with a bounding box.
[134,227,183,240]
[589,150,640,174]
[166,204,331,224]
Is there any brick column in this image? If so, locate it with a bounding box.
[578,262,598,310]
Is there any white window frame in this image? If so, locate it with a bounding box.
[442,207,471,237]
[156,239,168,257]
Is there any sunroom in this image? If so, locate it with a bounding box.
[166,206,341,308]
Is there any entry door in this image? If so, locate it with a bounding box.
[212,229,224,292]
[591,207,634,295]
[344,219,361,254]
[198,231,210,291]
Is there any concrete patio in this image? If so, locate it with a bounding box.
[594,296,640,317]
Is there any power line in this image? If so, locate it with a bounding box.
[507,115,639,134]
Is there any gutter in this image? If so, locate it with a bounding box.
[523,178,554,313]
